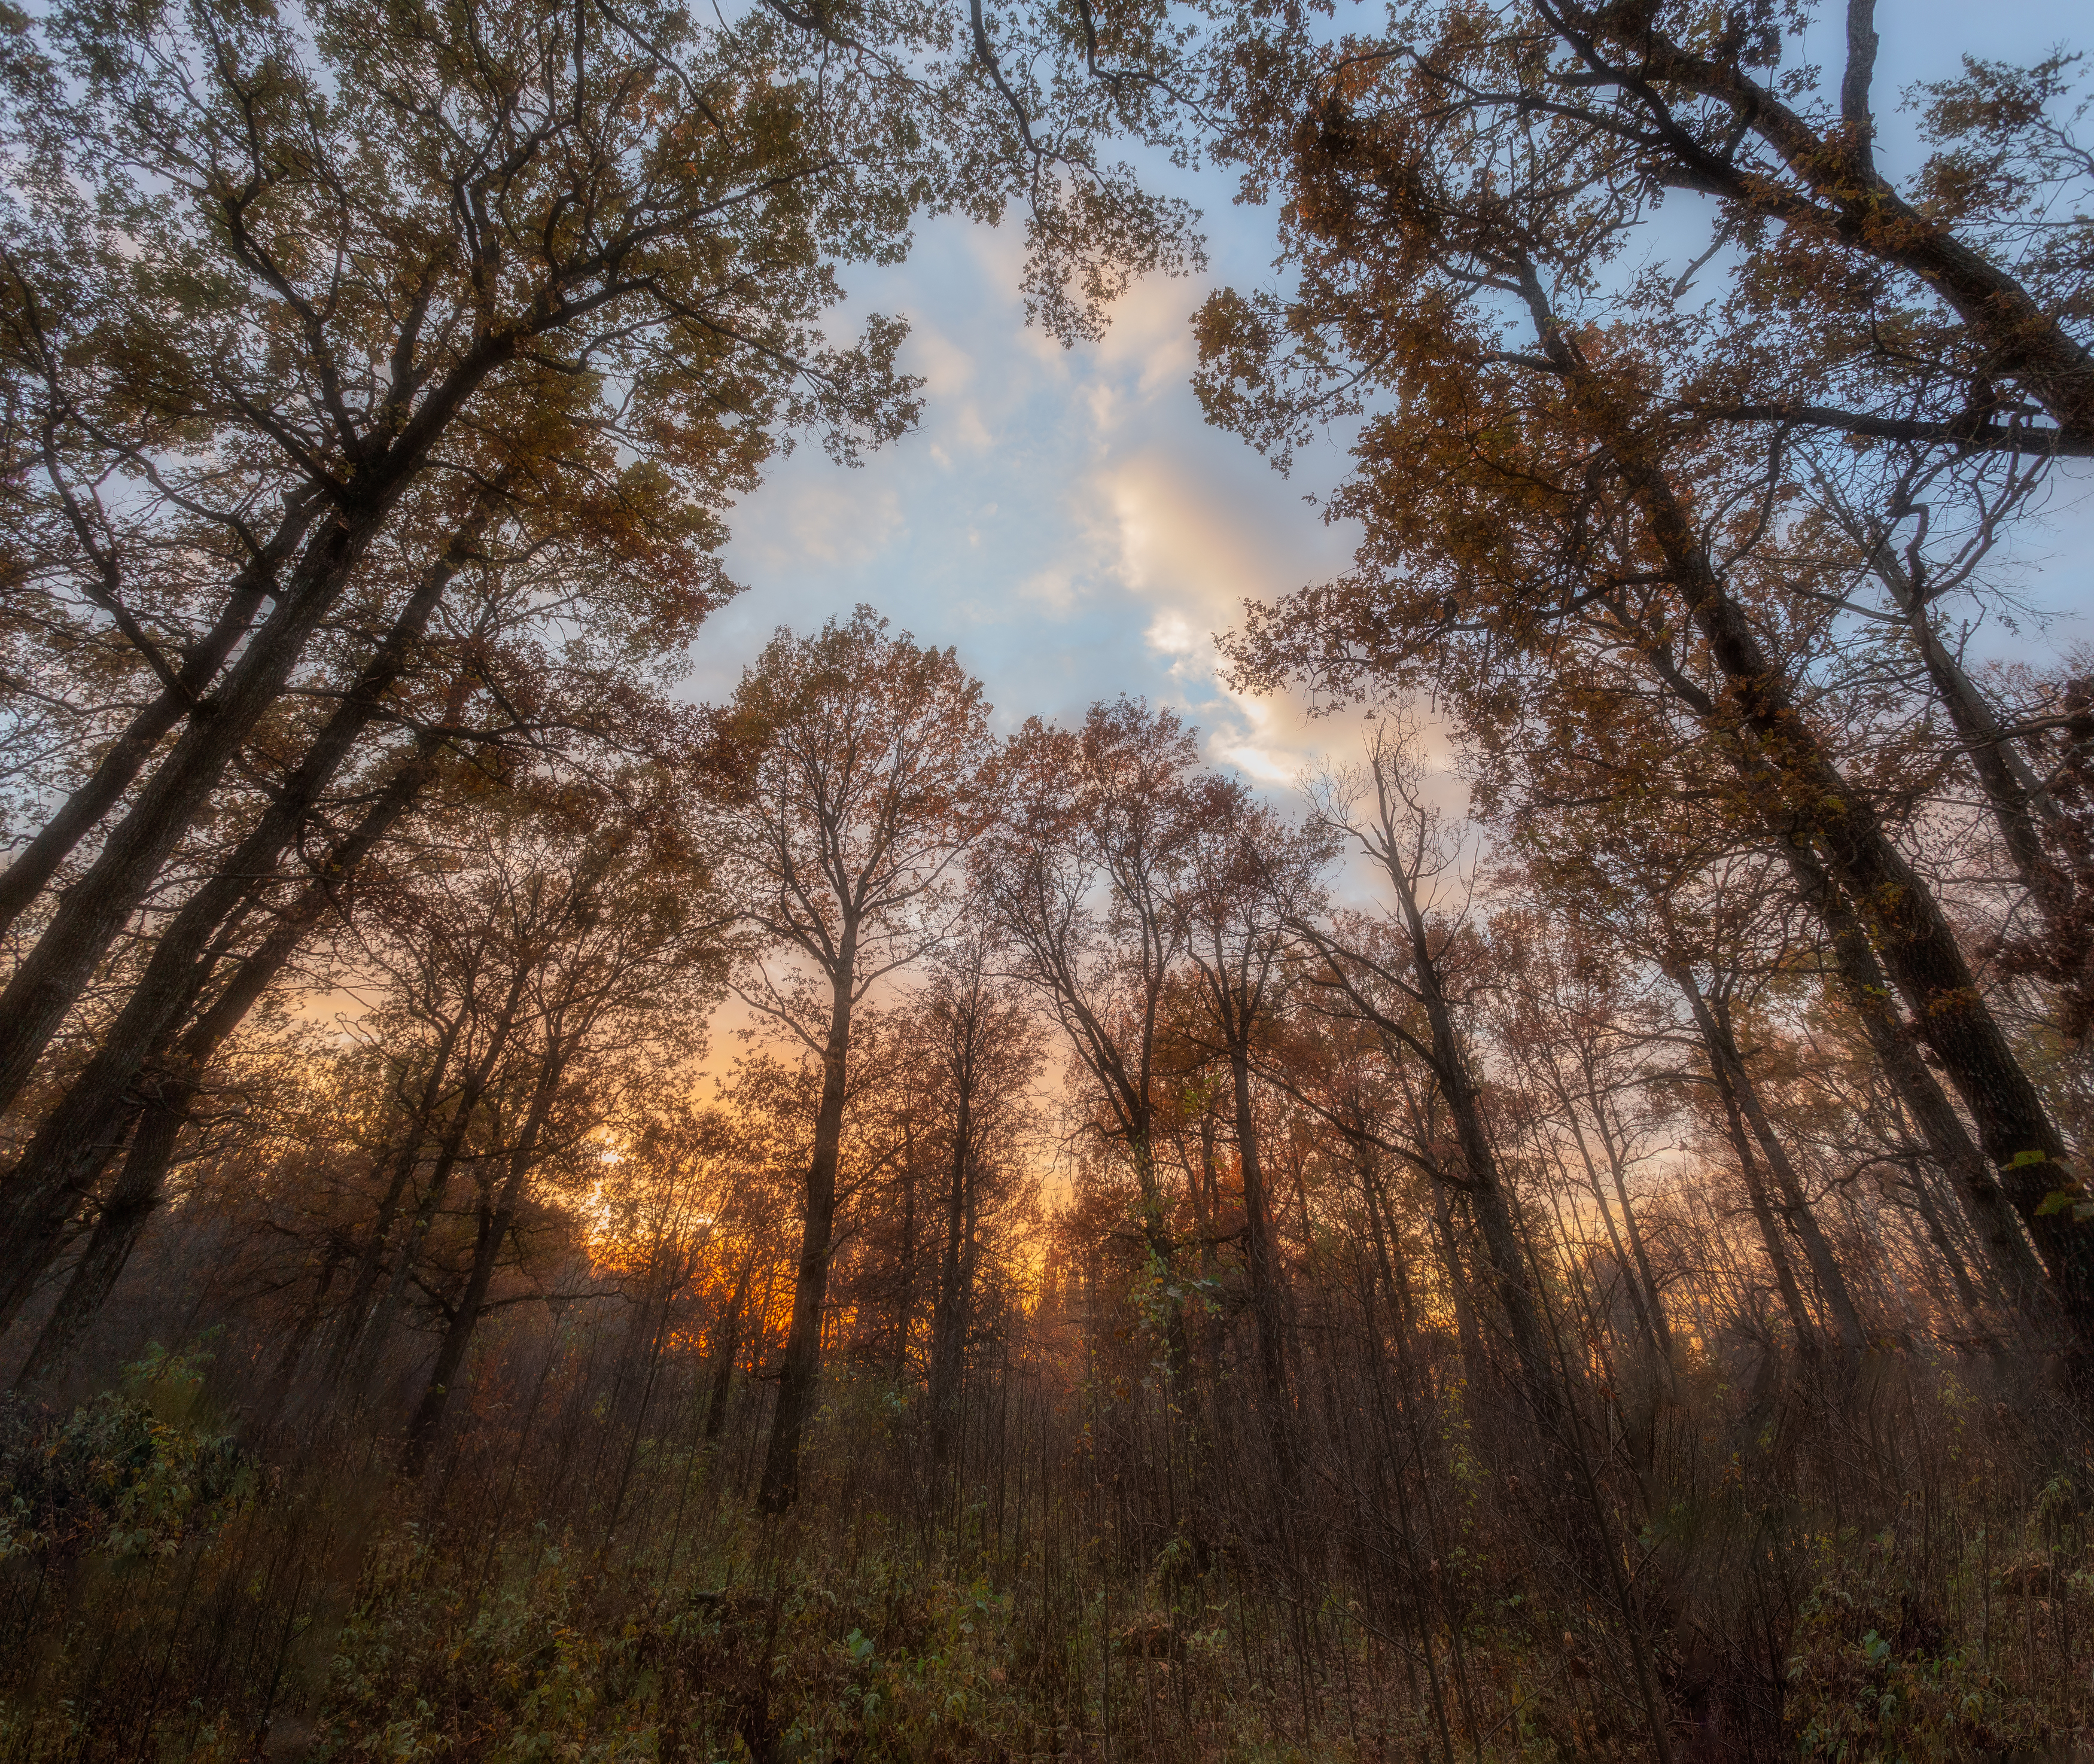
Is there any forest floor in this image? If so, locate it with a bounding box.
[3,1343,2093,1763]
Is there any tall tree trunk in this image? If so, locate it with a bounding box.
[1862,537,2068,919]
[0,453,504,1122]
[1131,1129,1192,1389]
[0,507,389,1113]
[0,492,322,940]
[326,1037,464,1382]
[1901,1163,1988,1326]
[1699,989,1870,1358]
[1588,1094,1675,1358]
[1384,875,1563,1430]
[758,959,854,1513]
[261,1245,348,1422]
[1561,1103,1667,1363]
[893,1117,917,1383]
[929,1090,972,1470]
[11,748,439,1355]
[1777,833,2051,1317]
[1672,969,1816,1348]
[1228,1039,1295,1460]
[0,706,462,1327]
[1525,275,2094,1350]
[1425,1162,1486,1391]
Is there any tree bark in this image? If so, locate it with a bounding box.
[1582,14,2094,441]
[1777,833,2053,1318]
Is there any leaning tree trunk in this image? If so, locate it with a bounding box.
[1587,1092,1675,1358]
[1525,280,2094,1355]
[1698,988,1870,1360]
[0,506,390,1114]
[0,423,509,1120]
[1670,967,1816,1349]
[6,743,446,1357]
[0,490,322,941]
[0,644,473,1327]
[1382,872,1565,1431]
[1777,832,2052,1319]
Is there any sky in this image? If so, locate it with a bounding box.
[687,0,2094,800]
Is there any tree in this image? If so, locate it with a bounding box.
[918,941,1044,1470]
[0,0,929,1120]
[976,698,1202,1378]
[1485,907,1676,1366]
[1198,8,2094,1354]
[388,773,724,1467]
[1297,723,1566,1433]
[699,607,994,1512]
[1173,777,1331,1465]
